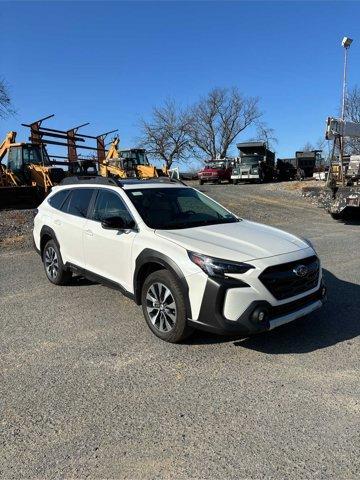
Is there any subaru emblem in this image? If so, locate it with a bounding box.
[293,265,308,277]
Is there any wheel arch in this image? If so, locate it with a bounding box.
[134,249,192,319]
[40,225,60,256]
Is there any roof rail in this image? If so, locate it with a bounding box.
[60,175,119,186]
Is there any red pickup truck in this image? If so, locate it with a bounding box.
[198,159,233,185]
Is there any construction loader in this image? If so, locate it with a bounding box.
[0,129,65,207]
[99,136,168,180]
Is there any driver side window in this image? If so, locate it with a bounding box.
[92,189,134,224]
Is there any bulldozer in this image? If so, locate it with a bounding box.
[99,136,169,180]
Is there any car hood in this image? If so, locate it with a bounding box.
[155,220,309,262]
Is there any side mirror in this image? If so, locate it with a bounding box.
[101,216,126,230]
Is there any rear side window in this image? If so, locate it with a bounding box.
[62,188,94,218]
[48,190,69,210]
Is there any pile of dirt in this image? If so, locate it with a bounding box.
[0,209,36,250]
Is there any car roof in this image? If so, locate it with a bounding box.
[57,176,189,191]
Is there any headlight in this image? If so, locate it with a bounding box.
[188,251,254,278]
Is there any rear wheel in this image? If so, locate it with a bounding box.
[141,270,193,343]
[42,239,72,285]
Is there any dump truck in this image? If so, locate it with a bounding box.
[276,150,322,181]
[231,142,275,184]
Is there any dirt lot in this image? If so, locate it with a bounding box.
[0,181,359,479]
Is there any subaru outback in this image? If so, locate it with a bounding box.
[33,177,326,343]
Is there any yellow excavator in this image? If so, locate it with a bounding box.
[99,136,168,180]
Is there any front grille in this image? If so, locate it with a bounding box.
[259,255,319,300]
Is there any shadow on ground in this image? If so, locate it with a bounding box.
[188,269,360,353]
[66,275,97,287]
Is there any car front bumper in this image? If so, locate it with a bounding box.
[199,176,219,181]
[187,275,326,336]
[231,173,259,180]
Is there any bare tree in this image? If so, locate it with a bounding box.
[344,85,360,154]
[0,79,14,119]
[249,122,278,152]
[189,87,261,159]
[139,100,192,169]
[301,141,316,152]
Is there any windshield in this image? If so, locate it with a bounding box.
[126,187,239,230]
[205,162,226,169]
[121,150,149,166]
[241,156,262,166]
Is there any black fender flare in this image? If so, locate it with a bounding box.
[39,225,60,256]
[133,248,192,319]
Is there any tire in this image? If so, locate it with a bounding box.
[141,270,193,343]
[330,211,342,220]
[42,239,72,285]
[199,180,204,185]
[233,179,238,185]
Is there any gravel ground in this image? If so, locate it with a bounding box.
[0,209,35,250]
[0,181,359,479]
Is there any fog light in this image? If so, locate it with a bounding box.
[251,307,269,324]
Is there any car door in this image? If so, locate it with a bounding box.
[52,187,95,267]
[83,188,137,292]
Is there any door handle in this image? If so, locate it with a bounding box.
[84,229,93,237]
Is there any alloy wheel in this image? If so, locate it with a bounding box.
[146,282,177,332]
[44,246,59,280]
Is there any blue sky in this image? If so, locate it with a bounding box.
[1,1,359,164]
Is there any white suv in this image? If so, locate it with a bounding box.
[33,176,326,343]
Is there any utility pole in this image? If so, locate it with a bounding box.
[340,36,353,185]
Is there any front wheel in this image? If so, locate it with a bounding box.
[42,239,72,285]
[141,270,193,343]
[199,179,204,185]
